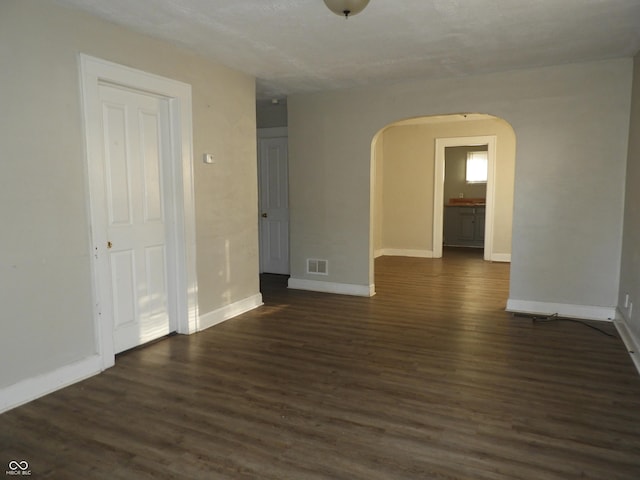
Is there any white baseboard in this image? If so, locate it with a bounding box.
[506,299,616,322]
[288,278,375,297]
[197,293,264,331]
[614,309,640,376]
[374,249,510,262]
[0,354,102,414]
[0,294,264,414]
[375,249,433,258]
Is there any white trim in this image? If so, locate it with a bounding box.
[288,278,375,297]
[197,294,264,332]
[0,355,102,414]
[433,136,498,261]
[614,309,640,376]
[375,249,508,261]
[369,135,379,287]
[376,249,434,258]
[257,127,288,139]
[506,299,616,322]
[79,54,197,371]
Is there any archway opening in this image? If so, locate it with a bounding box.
[370,113,516,290]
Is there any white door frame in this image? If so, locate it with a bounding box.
[80,54,198,370]
[432,135,497,260]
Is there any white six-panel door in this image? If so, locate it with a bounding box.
[258,137,290,274]
[98,84,173,353]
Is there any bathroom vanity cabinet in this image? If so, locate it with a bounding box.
[443,205,485,248]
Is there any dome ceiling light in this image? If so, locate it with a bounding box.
[323,0,370,18]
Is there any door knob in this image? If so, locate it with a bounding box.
[107,241,113,249]
[261,213,268,218]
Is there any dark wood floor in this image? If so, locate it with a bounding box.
[2,248,640,479]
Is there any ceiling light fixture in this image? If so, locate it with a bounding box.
[323,0,370,18]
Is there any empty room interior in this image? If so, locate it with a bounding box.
[2,0,640,478]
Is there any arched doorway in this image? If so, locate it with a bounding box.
[371,113,516,280]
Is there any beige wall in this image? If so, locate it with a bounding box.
[0,0,258,389]
[619,52,640,346]
[289,58,632,311]
[376,118,513,255]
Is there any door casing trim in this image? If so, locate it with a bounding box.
[79,54,197,370]
[433,135,497,260]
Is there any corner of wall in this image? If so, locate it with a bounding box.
[614,308,640,376]
[0,355,103,414]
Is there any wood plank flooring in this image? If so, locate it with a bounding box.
[2,248,640,479]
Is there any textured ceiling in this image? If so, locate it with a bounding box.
[53,0,640,99]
